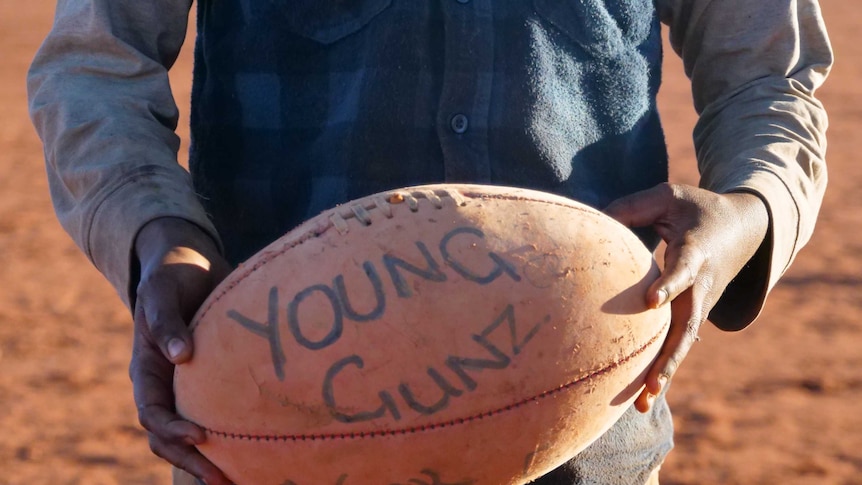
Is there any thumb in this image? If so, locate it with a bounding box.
[137,291,194,365]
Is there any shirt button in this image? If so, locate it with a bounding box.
[450,114,469,134]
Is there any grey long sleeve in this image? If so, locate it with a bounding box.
[28,0,218,308]
[660,0,831,328]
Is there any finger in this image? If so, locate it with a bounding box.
[647,240,707,308]
[138,403,207,446]
[130,347,206,442]
[149,434,234,485]
[635,384,662,414]
[603,184,673,228]
[636,289,703,413]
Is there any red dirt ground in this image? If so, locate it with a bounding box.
[1,2,859,484]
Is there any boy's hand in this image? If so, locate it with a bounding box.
[130,217,234,484]
[605,183,769,412]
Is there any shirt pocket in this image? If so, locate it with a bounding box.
[532,0,654,58]
[267,0,393,44]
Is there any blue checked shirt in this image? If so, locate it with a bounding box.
[189,0,668,266]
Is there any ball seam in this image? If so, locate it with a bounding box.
[195,318,669,442]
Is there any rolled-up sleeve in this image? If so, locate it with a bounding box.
[28,0,220,309]
[659,0,832,330]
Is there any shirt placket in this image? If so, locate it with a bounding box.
[437,0,494,183]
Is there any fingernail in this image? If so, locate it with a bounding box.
[654,288,669,308]
[167,338,186,360]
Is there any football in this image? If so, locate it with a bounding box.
[174,184,670,485]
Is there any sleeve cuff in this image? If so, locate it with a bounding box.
[85,165,222,310]
[707,169,801,331]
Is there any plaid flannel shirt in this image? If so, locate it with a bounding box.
[189,0,667,267]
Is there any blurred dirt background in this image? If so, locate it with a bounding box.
[1,1,859,484]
